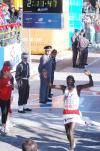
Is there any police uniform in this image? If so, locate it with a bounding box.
[49,50,57,97]
[71,29,79,67]
[38,46,52,103]
[15,53,31,113]
[51,54,56,84]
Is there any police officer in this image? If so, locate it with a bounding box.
[71,29,80,68]
[49,49,57,97]
[38,45,52,104]
[15,52,32,113]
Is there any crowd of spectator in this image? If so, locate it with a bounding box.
[82,13,100,45]
[0,2,22,25]
[82,1,100,45]
[0,3,22,47]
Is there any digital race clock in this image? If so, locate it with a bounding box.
[23,0,62,13]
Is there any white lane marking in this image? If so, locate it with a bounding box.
[13,118,42,127]
[82,111,100,114]
[83,116,100,129]
[88,57,100,66]
[89,87,100,92]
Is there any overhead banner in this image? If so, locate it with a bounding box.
[23,0,63,28]
[23,13,63,28]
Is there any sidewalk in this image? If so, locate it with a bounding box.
[0,105,100,151]
[0,48,100,151]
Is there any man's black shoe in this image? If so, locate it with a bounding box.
[18,110,26,113]
[23,108,32,112]
[79,65,85,69]
[48,95,52,98]
[85,63,88,65]
[48,93,53,98]
[73,64,79,68]
[47,98,52,102]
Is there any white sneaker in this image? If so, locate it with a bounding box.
[7,121,15,129]
[0,126,7,135]
[68,142,76,151]
[73,141,76,148]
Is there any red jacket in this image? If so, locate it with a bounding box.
[95,24,100,32]
[0,76,12,101]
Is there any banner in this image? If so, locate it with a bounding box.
[4,43,21,71]
[0,47,4,69]
[23,13,63,28]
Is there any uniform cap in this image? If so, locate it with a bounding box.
[75,29,80,33]
[44,45,52,50]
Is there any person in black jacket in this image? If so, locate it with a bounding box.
[9,5,18,23]
[15,52,32,113]
[50,70,93,151]
[49,49,57,98]
[71,29,80,68]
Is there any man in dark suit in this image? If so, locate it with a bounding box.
[71,29,80,68]
[38,45,52,104]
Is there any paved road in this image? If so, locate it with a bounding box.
[0,50,100,151]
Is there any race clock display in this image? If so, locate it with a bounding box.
[23,0,62,13]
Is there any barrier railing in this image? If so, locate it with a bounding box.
[0,23,21,47]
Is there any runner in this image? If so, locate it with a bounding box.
[50,70,93,151]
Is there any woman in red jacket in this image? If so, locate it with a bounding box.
[0,61,13,134]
